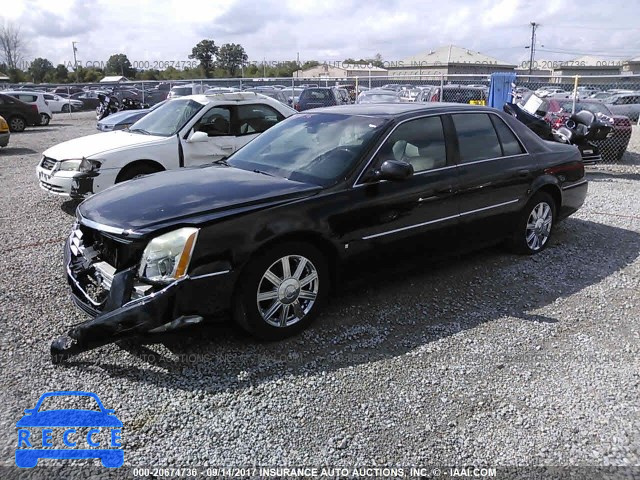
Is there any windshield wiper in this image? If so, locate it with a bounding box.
[252,169,274,177]
[213,157,229,166]
[129,128,151,135]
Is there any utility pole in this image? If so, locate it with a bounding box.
[528,22,538,75]
[72,41,79,83]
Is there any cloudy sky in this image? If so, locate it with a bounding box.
[3,0,639,70]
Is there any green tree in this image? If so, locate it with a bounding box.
[217,43,248,76]
[105,53,135,77]
[54,64,68,83]
[28,57,54,83]
[189,39,218,77]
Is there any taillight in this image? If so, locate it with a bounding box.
[431,94,438,102]
[30,105,38,113]
[294,103,300,111]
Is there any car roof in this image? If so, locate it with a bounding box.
[310,103,493,117]
[184,92,290,107]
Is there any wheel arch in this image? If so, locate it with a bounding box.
[535,183,562,212]
[115,159,165,183]
[529,177,562,212]
[240,231,341,291]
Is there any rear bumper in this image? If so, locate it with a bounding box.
[0,132,9,147]
[54,236,236,361]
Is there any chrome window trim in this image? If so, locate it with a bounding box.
[353,110,529,188]
[361,198,520,240]
[561,179,587,191]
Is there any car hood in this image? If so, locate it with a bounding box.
[78,165,322,234]
[43,131,166,160]
[97,109,150,126]
[16,410,122,428]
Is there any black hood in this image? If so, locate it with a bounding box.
[78,165,321,234]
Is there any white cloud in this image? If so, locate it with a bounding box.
[3,0,638,69]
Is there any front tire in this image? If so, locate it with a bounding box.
[509,192,555,255]
[61,104,70,113]
[233,242,329,340]
[40,113,50,126]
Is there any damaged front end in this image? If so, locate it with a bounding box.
[52,221,232,363]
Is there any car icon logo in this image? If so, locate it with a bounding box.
[15,391,123,468]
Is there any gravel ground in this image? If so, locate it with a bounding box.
[0,112,638,477]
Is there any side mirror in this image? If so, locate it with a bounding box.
[187,131,208,143]
[366,160,414,182]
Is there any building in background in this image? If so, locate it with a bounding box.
[99,76,129,83]
[385,45,516,78]
[294,63,387,78]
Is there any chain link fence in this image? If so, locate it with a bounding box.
[2,74,638,162]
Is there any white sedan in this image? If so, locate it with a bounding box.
[36,92,296,198]
[43,93,84,113]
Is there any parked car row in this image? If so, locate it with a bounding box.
[0,93,43,132]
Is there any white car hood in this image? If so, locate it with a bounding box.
[43,131,167,160]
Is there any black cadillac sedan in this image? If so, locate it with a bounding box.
[52,103,587,361]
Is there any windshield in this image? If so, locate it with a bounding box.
[557,101,612,115]
[359,93,400,103]
[129,99,203,136]
[227,113,389,187]
[171,87,192,96]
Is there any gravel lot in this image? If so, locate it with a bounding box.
[0,112,638,476]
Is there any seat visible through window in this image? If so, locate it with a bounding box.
[383,116,447,173]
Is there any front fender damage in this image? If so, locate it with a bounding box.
[51,276,187,364]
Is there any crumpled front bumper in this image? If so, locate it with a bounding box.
[53,236,235,363]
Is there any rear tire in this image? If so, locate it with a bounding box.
[509,192,556,255]
[233,242,329,340]
[61,104,70,113]
[8,116,26,132]
[115,163,162,183]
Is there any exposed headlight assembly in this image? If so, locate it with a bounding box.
[57,159,83,171]
[139,227,199,283]
[79,158,102,173]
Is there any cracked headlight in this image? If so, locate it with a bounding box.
[58,159,82,171]
[139,227,199,283]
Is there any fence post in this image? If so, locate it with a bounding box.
[67,86,71,118]
[355,76,358,102]
[572,75,579,114]
[439,74,444,102]
[142,81,145,105]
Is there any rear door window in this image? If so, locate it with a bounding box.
[490,115,525,156]
[452,113,503,163]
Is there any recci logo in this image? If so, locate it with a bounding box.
[15,391,123,468]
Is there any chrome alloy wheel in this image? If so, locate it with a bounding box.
[526,202,552,251]
[256,255,319,328]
